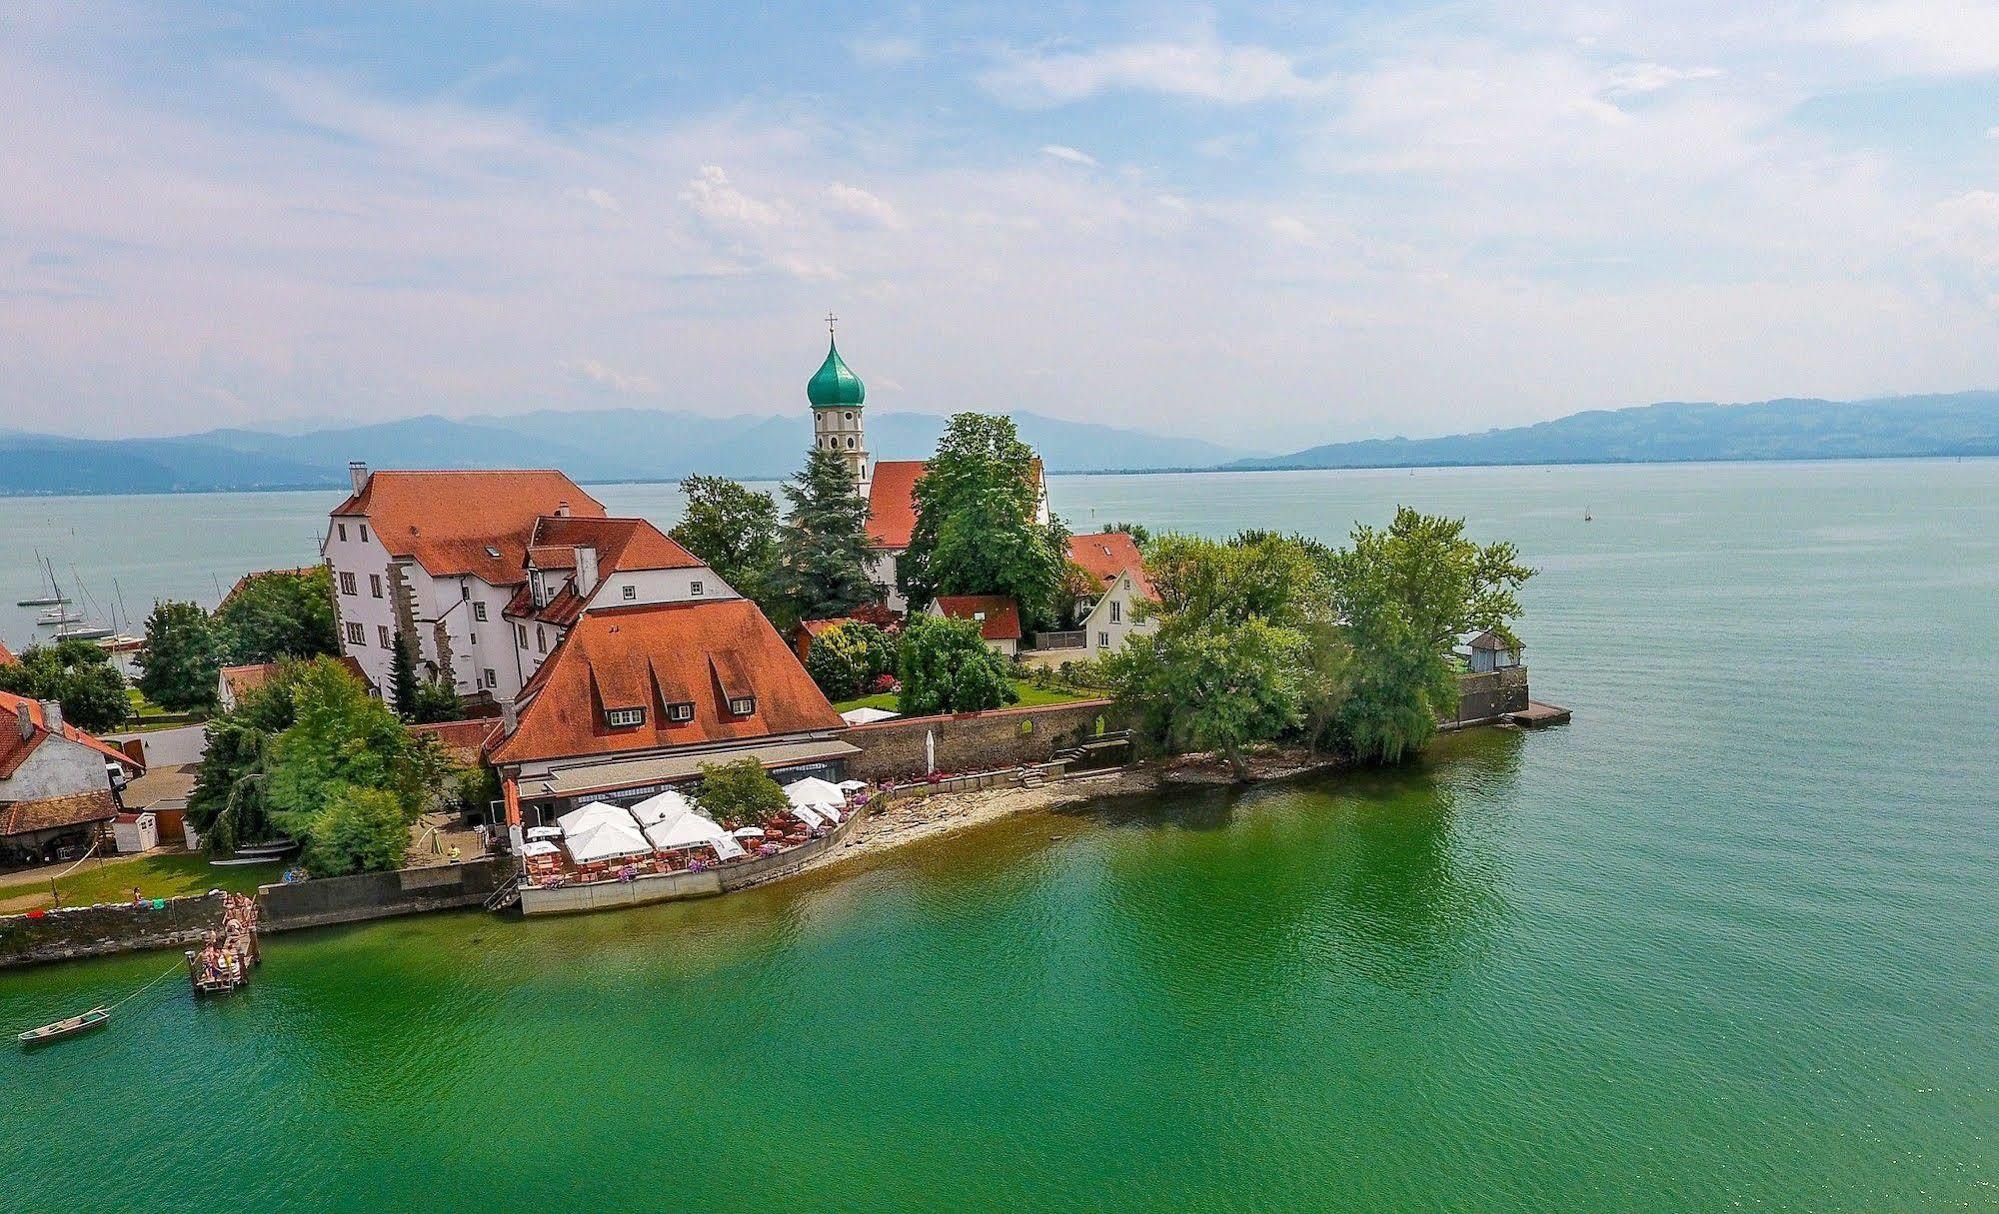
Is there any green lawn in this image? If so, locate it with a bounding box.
[0,852,281,911]
[833,679,1101,714]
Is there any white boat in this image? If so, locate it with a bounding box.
[53,624,113,641]
[37,607,83,625]
[17,555,70,608]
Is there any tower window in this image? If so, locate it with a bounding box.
[847,438,855,448]
[844,412,853,420]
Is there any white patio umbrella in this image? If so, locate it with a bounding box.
[556,801,652,864]
[525,826,563,840]
[837,780,867,792]
[784,776,846,807]
[519,839,561,857]
[628,788,695,827]
[788,804,826,830]
[732,827,766,839]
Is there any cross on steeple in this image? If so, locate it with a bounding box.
[824,311,838,335]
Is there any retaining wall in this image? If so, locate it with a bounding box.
[844,700,1115,782]
[1451,667,1532,726]
[257,857,511,932]
[0,893,223,968]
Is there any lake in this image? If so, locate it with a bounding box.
[3,459,1995,1212]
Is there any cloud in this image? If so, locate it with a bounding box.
[564,359,658,394]
[572,187,622,213]
[981,34,1318,106]
[824,182,904,229]
[1601,62,1722,97]
[1816,1,1999,74]
[680,165,782,231]
[1040,144,1099,167]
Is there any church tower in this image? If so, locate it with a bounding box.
[807,313,869,491]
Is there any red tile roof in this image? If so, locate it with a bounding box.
[331,470,606,584]
[488,599,844,766]
[527,515,701,574]
[865,460,927,550]
[220,656,374,701]
[0,690,142,779]
[932,595,1023,641]
[1068,531,1154,598]
[408,718,501,764]
[0,640,16,665]
[0,789,118,838]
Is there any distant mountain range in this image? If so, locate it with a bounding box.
[1229,392,1999,471]
[2,392,1995,496]
[0,409,1250,496]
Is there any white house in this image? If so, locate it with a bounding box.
[1063,532,1158,658]
[322,465,607,709]
[0,690,143,864]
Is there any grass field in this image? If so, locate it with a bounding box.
[0,851,281,911]
[832,679,1101,714]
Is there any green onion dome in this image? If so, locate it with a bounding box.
[806,338,865,407]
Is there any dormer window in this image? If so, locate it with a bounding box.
[690,580,704,597]
[666,701,694,723]
[485,545,501,559]
[606,707,645,729]
[727,696,755,717]
[622,585,636,600]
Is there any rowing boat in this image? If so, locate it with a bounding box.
[17,1006,110,1048]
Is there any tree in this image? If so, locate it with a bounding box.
[1104,521,1152,546]
[409,677,463,725]
[695,756,788,827]
[389,632,420,720]
[186,663,306,852]
[804,621,897,702]
[1105,615,1306,780]
[309,785,413,875]
[895,614,1016,716]
[671,475,780,606]
[775,446,879,623]
[0,638,131,733]
[265,658,446,875]
[897,413,1069,628]
[136,599,222,713]
[216,567,339,664]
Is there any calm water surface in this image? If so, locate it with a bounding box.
[2,460,1995,1212]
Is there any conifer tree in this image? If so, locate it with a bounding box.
[389,632,420,720]
[775,447,878,623]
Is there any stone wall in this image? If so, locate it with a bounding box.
[1451,667,1531,725]
[0,893,223,968]
[844,700,1116,783]
[257,857,511,932]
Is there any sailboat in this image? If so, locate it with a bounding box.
[36,605,83,625]
[17,555,70,608]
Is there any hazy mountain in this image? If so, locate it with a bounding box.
[0,408,1250,495]
[1228,393,1999,471]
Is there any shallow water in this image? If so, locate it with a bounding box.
[3,459,1996,1212]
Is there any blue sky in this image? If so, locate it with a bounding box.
[4,1,1998,449]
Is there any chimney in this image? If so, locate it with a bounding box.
[18,707,33,740]
[348,461,368,493]
[574,545,599,596]
[554,500,570,518]
[39,698,63,735]
[501,700,519,734]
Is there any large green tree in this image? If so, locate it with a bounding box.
[136,599,222,713]
[671,475,781,606]
[694,756,789,827]
[898,413,1069,628]
[0,638,131,733]
[775,447,879,623]
[216,567,339,664]
[186,662,306,852]
[804,621,897,702]
[1106,613,1308,781]
[896,614,1016,716]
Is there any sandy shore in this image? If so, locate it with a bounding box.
[796,747,1350,877]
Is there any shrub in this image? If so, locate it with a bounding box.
[695,757,788,827]
[896,615,1017,716]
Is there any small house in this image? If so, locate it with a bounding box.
[1466,631,1522,673]
[112,811,158,854]
[927,595,1023,657]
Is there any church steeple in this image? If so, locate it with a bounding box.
[807,314,869,488]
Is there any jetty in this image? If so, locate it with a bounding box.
[185,893,260,995]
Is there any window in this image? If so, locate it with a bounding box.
[1110,599,1121,624]
[536,626,547,653]
[727,696,755,717]
[370,574,383,598]
[377,625,391,648]
[517,624,529,648]
[622,585,636,601]
[337,523,347,542]
[690,580,704,597]
[338,571,357,595]
[483,668,497,689]
[359,524,369,542]
[345,622,365,645]
[1098,631,1110,649]
[846,437,855,448]
[844,412,853,420]
[606,707,645,729]
[666,701,694,723]
[472,601,487,621]
[461,583,471,600]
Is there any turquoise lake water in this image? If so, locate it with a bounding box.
[1,459,1995,1211]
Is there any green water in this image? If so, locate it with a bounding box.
[4,460,1997,1212]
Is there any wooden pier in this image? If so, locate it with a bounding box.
[1505,701,1572,728]
[185,893,261,995]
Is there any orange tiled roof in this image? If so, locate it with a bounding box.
[527,515,701,574]
[488,599,843,766]
[408,718,501,763]
[0,639,17,665]
[865,460,927,550]
[1068,532,1154,598]
[0,690,142,779]
[331,470,606,585]
[0,788,118,838]
[932,595,1023,641]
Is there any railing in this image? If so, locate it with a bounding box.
[1028,630,1086,651]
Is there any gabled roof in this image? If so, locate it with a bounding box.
[865,460,927,550]
[0,789,118,838]
[0,690,142,778]
[932,595,1023,642]
[488,599,844,766]
[1467,630,1519,652]
[331,470,606,585]
[526,515,701,574]
[1068,532,1154,598]
[0,640,13,665]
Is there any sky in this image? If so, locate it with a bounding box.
[3,2,1998,451]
